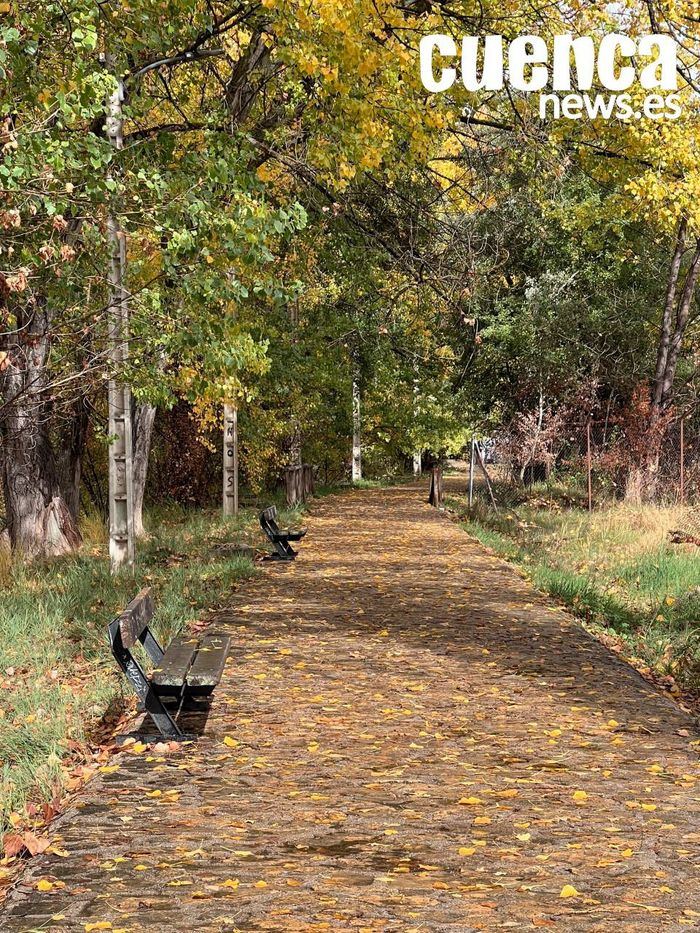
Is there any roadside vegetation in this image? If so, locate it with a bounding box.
[449,479,700,696]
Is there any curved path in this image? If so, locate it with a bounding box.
[2,485,699,931]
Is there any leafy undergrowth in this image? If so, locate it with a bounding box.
[0,502,304,847]
[448,483,700,699]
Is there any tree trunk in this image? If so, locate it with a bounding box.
[56,396,89,522]
[652,218,687,409]
[655,239,700,410]
[352,370,362,482]
[625,225,700,502]
[132,402,156,537]
[650,226,700,413]
[0,302,82,559]
[428,465,443,507]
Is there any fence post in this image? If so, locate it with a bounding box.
[468,438,475,507]
[680,417,685,505]
[429,465,444,508]
[223,404,238,517]
[586,420,593,513]
[286,464,314,507]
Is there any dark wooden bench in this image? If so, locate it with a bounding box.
[108,587,230,740]
[260,505,307,560]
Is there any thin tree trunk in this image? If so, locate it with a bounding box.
[352,369,362,482]
[627,228,700,502]
[132,402,156,537]
[657,238,700,410]
[475,442,498,510]
[653,218,688,409]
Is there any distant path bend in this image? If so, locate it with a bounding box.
[2,483,699,931]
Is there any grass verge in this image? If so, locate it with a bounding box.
[448,481,700,696]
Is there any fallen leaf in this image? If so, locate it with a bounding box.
[560,885,580,898]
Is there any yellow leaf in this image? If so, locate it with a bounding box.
[473,816,491,825]
[458,796,482,805]
[641,803,657,811]
[517,833,531,842]
[85,924,113,932]
[36,879,54,891]
[146,790,162,798]
[99,765,119,774]
[560,885,580,898]
[254,880,268,888]
[223,736,239,748]
[458,847,476,856]
[222,879,240,889]
[573,791,588,803]
[621,848,633,858]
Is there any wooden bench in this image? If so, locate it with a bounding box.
[260,505,307,560]
[108,587,230,740]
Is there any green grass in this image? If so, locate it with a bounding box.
[448,483,700,692]
[0,502,290,840]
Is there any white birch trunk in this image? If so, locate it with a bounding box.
[106,71,134,572]
[352,373,362,482]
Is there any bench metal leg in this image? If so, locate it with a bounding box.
[109,621,184,740]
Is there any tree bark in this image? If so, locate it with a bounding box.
[653,218,687,409]
[56,395,89,522]
[428,465,443,507]
[656,238,700,410]
[626,226,700,502]
[352,369,362,482]
[132,402,156,537]
[0,301,82,559]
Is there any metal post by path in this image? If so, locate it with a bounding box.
[223,404,238,517]
[106,68,134,573]
[468,438,475,507]
[586,421,593,514]
[680,416,685,505]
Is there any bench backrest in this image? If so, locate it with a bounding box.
[260,506,279,533]
[118,587,155,648]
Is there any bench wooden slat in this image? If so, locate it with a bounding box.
[186,633,230,691]
[152,635,198,689]
[118,587,155,648]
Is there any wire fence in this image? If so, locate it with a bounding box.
[464,415,700,526]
